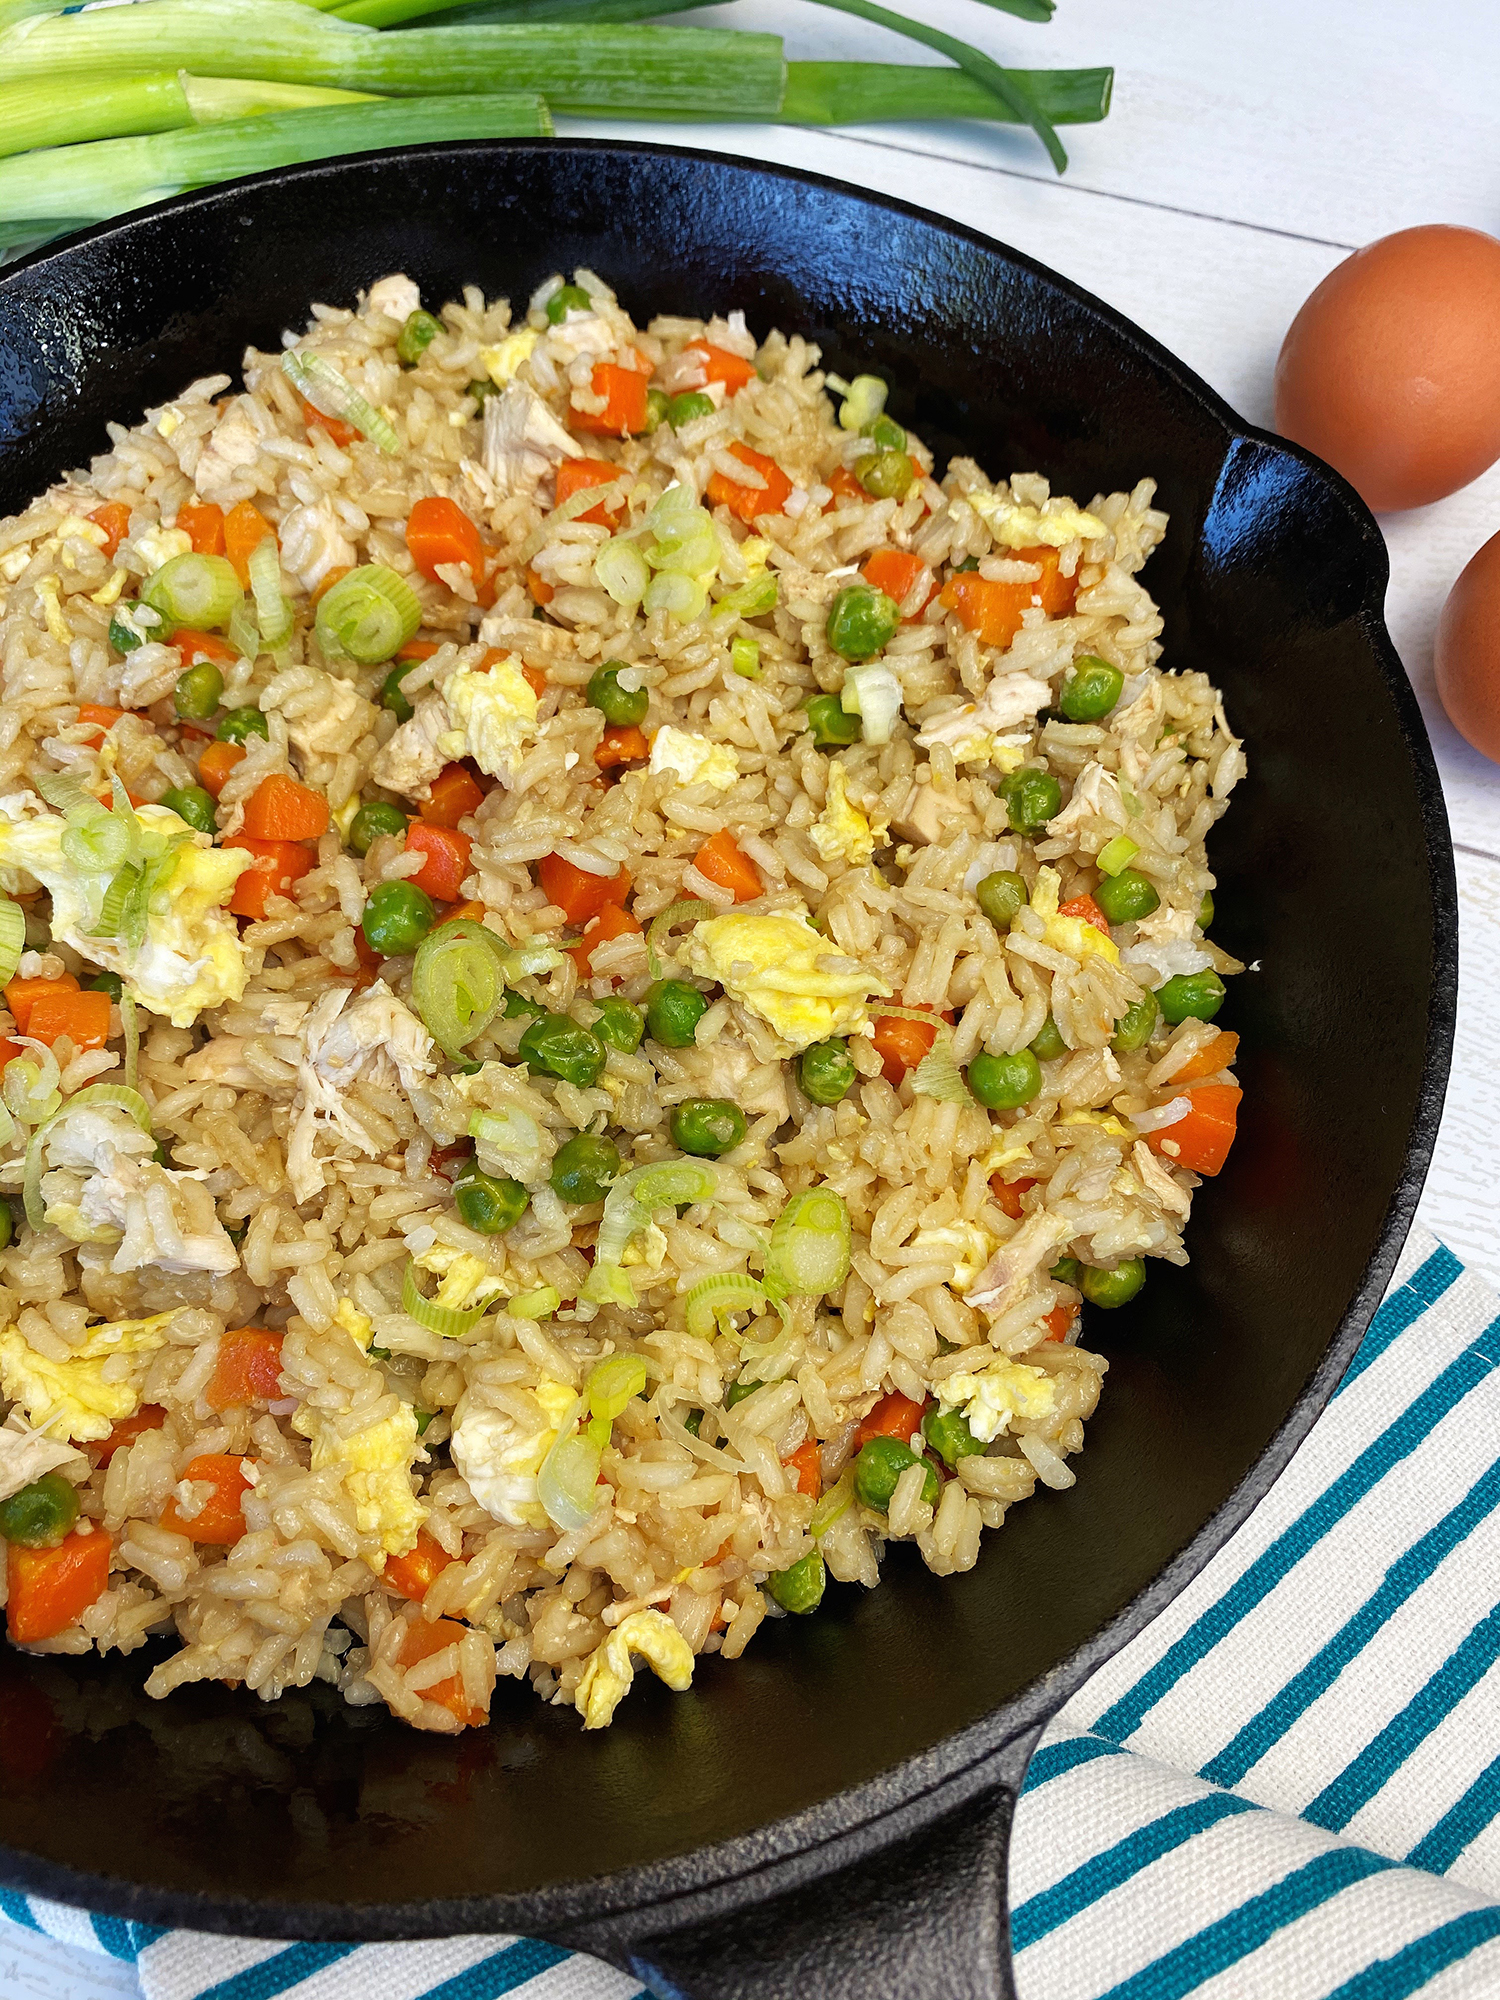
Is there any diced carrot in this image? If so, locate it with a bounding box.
[822,465,867,510]
[870,1004,952,1087]
[940,546,1078,650]
[88,501,131,560]
[684,340,758,395]
[6,1529,111,1643]
[204,1328,285,1413]
[171,629,238,666]
[991,1174,1036,1221]
[1042,1305,1076,1342]
[526,566,555,606]
[430,1140,473,1176]
[784,1438,822,1499]
[862,547,937,619]
[26,989,111,1053]
[567,900,643,979]
[393,1614,483,1727]
[421,763,485,830]
[405,823,472,903]
[95,1406,167,1466]
[242,772,329,843]
[693,829,761,903]
[406,495,484,586]
[855,1392,928,1449]
[384,1528,454,1604]
[0,1041,21,1069]
[75,701,126,748]
[538,851,632,925]
[298,394,359,449]
[439,900,488,928]
[1147,1084,1242,1177]
[1058,893,1111,936]
[522,665,547,698]
[555,457,626,529]
[159,1454,251,1544]
[354,926,383,975]
[595,723,649,770]
[571,362,649,438]
[311,564,352,606]
[222,500,275,588]
[1172,1029,1240,1085]
[6,974,79,1035]
[197,739,245,799]
[226,838,315,919]
[398,638,441,662]
[706,443,793,525]
[177,502,225,557]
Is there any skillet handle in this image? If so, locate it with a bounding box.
[562,1725,1043,2000]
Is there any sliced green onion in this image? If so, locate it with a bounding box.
[911,1025,971,1105]
[645,897,713,980]
[120,987,138,1091]
[141,552,242,631]
[282,349,399,453]
[767,1187,852,1298]
[838,375,887,433]
[583,1156,719,1306]
[537,1405,602,1531]
[247,532,292,648]
[89,862,141,941]
[401,1259,491,1338]
[315,563,421,664]
[731,636,762,680]
[644,571,707,622]
[630,1160,719,1211]
[24,1083,151,1232]
[587,1351,647,1422]
[32,769,98,820]
[0,898,24,988]
[226,599,260,662]
[467,1106,544,1185]
[507,1285,559,1320]
[500,940,564,981]
[712,572,778,622]
[4,1044,61,1130]
[810,1466,854,1539]
[594,537,650,607]
[840,660,903,745]
[1096,835,1139,878]
[412,916,507,1056]
[684,1271,769,1340]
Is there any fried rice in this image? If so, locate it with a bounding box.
[0,266,1246,1734]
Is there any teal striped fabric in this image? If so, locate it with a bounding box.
[8,1225,1500,1999]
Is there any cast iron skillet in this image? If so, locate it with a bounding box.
[0,142,1455,1998]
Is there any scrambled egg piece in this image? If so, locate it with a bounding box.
[740,537,771,576]
[909,1221,997,1289]
[649,727,740,791]
[440,659,538,784]
[1027,865,1121,967]
[128,524,192,573]
[478,327,541,385]
[968,491,1107,549]
[296,1401,425,1565]
[936,1359,1057,1444]
[1057,1110,1133,1140]
[450,1376,575,1529]
[0,798,251,1027]
[335,1297,374,1351]
[574,1608,696,1730]
[410,1244,507,1314]
[683,908,892,1055]
[810,761,885,867]
[0,1311,175,1442]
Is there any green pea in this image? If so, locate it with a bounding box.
[1094,869,1160,926]
[348,799,409,857]
[922,1406,984,1470]
[1158,970,1225,1025]
[468,379,498,406]
[1050,1256,1080,1286]
[503,989,547,1020]
[361,880,436,957]
[1199,891,1215,931]
[414,1409,435,1436]
[862,414,906,452]
[645,387,670,433]
[799,1037,856,1106]
[173,659,223,722]
[802,692,861,748]
[160,784,216,835]
[216,705,269,744]
[1059,656,1125,723]
[858,450,915,500]
[108,607,146,653]
[976,870,1027,928]
[587,660,648,728]
[767,1548,825,1614]
[854,1437,938,1513]
[683,1408,703,1437]
[666,390,715,427]
[826,582,900,662]
[550,1132,620,1206]
[999,767,1062,835]
[950,555,981,573]
[453,1164,529,1234]
[1080,1258,1146,1309]
[88,971,123,1002]
[1110,990,1159,1054]
[0,1200,12,1252]
[0,1471,79,1548]
[547,283,592,324]
[380,664,417,725]
[724,1377,763,1409]
[671,1097,747,1157]
[646,979,707,1049]
[396,308,443,366]
[518,1011,606,1087]
[592,996,643,1053]
[1030,1015,1067,1062]
[967,1048,1042,1110]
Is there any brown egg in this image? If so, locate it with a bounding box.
[1274,225,1500,512]
[1436,529,1500,760]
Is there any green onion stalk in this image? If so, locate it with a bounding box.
[0,73,380,163]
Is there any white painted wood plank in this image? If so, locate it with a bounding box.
[1418,848,1500,1284]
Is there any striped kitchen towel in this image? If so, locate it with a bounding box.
[7,1223,1500,2000]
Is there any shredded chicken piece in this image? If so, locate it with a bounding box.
[279,498,357,592]
[287,981,436,1201]
[1132,1140,1192,1219]
[482,381,578,495]
[965,1208,1071,1316]
[192,399,269,506]
[40,1105,239,1275]
[370,693,450,802]
[366,273,421,323]
[916,673,1053,753]
[1045,761,1126,842]
[0,1414,86,1503]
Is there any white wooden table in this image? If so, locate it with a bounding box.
[28,2,1499,1989]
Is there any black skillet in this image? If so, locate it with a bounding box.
[0,143,1455,1998]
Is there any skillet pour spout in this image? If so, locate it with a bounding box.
[0,142,1453,1994]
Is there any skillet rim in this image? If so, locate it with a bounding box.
[0,136,1458,1940]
